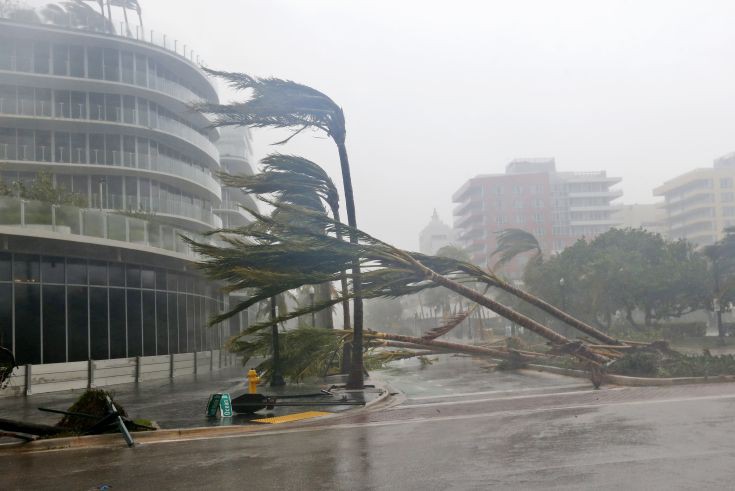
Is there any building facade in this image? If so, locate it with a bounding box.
[418,209,455,255]
[611,203,667,237]
[0,19,252,365]
[452,158,622,268]
[654,153,735,247]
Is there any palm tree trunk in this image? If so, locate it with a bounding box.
[405,257,608,365]
[492,280,623,346]
[334,138,364,389]
[106,1,112,24]
[328,205,352,374]
[121,4,130,35]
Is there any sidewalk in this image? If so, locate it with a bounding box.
[0,365,384,432]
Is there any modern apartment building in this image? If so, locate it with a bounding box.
[654,153,735,246]
[0,18,253,365]
[452,158,622,268]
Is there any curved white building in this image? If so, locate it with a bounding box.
[0,18,252,365]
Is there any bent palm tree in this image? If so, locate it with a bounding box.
[189,202,611,366]
[219,153,349,331]
[491,228,542,270]
[197,72,366,388]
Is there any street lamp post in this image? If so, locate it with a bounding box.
[270,296,285,387]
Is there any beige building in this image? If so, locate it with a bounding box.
[654,153,735,246]
[611,203,667,237]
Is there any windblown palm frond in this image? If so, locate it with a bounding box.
[197,71,346,144]
[190,201,613,365]
[491,228,542,270]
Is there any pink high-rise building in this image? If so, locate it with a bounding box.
[452,158,622,274]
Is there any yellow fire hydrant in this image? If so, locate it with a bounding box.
[247,369,260,394]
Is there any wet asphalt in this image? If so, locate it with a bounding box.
[5,354,735,490]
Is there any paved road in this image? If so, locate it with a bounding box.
[6,354,735,490]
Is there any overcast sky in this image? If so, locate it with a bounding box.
[69,1,735,248]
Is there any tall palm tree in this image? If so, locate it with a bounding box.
[197,71,366,388]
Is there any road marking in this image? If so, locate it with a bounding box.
[252,411,331,424]
[395,386,627,409]
[406,383,590,401]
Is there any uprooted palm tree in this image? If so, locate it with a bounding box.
[197,71,366,388]
[189,202,613,367]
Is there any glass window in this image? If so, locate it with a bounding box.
[135,54,147,86]
[0,283,12,353]
[121,52,134,84]
[90,287,108,360]
[42,285,66,363]
[87,47,103,79]
[67,258,87,285]
[0,128,16,160]
[142,290,156,355]
[52,44,69,76]
[54,131,71,163]
[71,133,87,164]
[67,285,88,361]
[105,93,121,122]
[167,293,178,354]
[70,91,86,119]
[89,92,104,120]
[126,289,142,356]
[141,269,155,289]
[14,254,40,282]
[89,261,107,286]
[155,293,167,355]
[33,42,50,74]
[0,252,11,281]
[41,256,65,284]
[36,130,51,162]
[15,283,41,364]
[69,45,85,77]
[0,84,17,114]
[0,38,12,70]
[36,88,52,117]
[17,88,33,116]
[721,178,733,189]
[109,288,126,358]
[15,40,32,72]
[89,133,104,165]
[181,293,191,352]
[105,134,121,165]
[126,266,140,288]
[109,263,124,287]
[103,48,119,81]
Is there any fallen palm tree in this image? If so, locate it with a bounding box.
[191,201,617,370]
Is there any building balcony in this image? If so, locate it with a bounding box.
[0,195,222,260]
[566,189,623,199]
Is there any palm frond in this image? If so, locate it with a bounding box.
[491,228,542,269]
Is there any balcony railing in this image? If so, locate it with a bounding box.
[0,195,222,259]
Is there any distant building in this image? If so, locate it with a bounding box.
[452,158,622,268]
[419,209,455,255]
[611,203,667,237]
[654,152,735,246]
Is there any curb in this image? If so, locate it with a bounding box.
[0,379,393,455]
[525,363,735,387]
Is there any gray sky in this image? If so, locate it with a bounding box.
[110,1,735,248]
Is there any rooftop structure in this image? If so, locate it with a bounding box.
[419,209,455,255]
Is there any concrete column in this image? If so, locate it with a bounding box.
[25,364,32,396]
